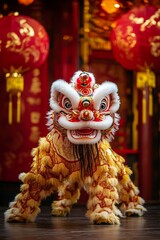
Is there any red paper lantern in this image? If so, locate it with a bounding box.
[18,0,34,5]
[110,5,160,72]
[0,13,49,72]
[0,13,49,124]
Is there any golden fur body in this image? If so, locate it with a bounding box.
[5,71,146,224]
[5,129,146,224]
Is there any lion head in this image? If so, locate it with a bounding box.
[47,70,120,175]
[48,70,120,144]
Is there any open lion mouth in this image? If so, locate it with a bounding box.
[70,128,97,139]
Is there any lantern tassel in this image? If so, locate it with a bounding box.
[17,92,21,123]
[149,87,153,116]
[6,70,24,125]
[8,93,13,125]
[142,89,146,124]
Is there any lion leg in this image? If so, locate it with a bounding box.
[84,167,122,225]
[4,137,60,223]
[4,171,59,223]
[117,166,147,217]
[51,182,80,217]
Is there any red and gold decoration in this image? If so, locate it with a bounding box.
[136,69,156,123]
[110,4,160,124]
[0,13,49,124]
[0,63,49,181]
[6,68,24,124]
[110,5,160,72]
[110,4,160,199]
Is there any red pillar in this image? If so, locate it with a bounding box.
[52,0,79,82]
[138,85,153,200]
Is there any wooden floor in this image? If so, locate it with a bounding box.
[0,204,160,240]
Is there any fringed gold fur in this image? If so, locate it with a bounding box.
[5,134,146,224]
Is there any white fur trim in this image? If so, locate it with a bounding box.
[50,80,80,112]
[93,81,120,113]
[46,110,54,130]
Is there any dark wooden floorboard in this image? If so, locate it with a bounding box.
[0,204,160,240]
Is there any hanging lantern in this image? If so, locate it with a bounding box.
[110,5,159,123]
[0,13,49,124]
[101,0,120,14]
[18,0,34,5]
[110,5,160,72]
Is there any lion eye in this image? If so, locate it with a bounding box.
[99,97,109,112]
[62,97,72,110]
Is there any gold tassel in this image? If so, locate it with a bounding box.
[8,93,13,125]
[137,69,156,124]
[17,92,21,123]
[142,89,146,124]
[149,87,153,116]
[6,69,24,125]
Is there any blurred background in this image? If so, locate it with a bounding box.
[0,0,159,204]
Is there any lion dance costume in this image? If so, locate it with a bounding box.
[5,71,146,224]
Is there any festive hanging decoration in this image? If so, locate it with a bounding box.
[5,68,24,124]
[110,4,159,123]
[101,0,120,14]
[18,0,34,6]
[136,69,156,123]
[0,13,49,124]
[110,4,160,72]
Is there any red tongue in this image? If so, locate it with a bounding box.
[76,129,93,135]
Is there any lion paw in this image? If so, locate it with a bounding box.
[4,208,27,223]
[125,205,147,217]
[89,212,120,225]
[4,206,39,223]
[51,207,70,217]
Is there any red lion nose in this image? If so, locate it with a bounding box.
[80,110,93,121]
